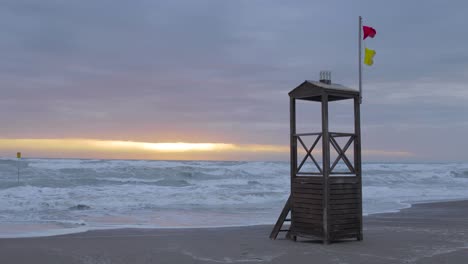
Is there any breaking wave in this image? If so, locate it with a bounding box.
[0,158,468,237]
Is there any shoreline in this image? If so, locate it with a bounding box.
[1,200,467,263]
[2,197,468,239]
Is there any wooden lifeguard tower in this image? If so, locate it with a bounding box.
[270,72,363,243]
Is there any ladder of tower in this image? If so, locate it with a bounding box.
[269,195,292,240]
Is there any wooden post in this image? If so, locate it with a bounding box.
[321,94,330,244]
[16,152,21,184]
[289,97,297,241]
[354,96,363,240]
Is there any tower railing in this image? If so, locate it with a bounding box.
[293,132,356,176]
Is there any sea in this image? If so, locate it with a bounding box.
[0,158,467,238]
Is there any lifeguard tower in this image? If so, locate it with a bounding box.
[270,72,363,243]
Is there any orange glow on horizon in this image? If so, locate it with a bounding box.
[0,139,413,161]
[0,139,287,159]
[93,141,237,152]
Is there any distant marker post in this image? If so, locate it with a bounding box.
[16,152,21,184]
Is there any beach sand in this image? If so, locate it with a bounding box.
[1,200,467,263]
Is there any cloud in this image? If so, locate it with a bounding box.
[0,1,467,161]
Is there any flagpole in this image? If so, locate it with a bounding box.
[358,16,362,104]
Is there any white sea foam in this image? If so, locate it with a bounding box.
[1,158,468,237]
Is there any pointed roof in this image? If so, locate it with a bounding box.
[289,80,359,101]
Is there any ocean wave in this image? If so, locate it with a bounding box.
[69,204,91,210]
[1,159,468,237]
[154,179,191,187]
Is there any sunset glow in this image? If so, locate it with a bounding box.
[0,139,287,160]
[94,141,237,152]
[0,139,412,161]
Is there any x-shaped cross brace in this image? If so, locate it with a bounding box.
[296,135,322,174]
[330,136,355,173]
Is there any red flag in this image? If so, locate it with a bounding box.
[363,26,376,39]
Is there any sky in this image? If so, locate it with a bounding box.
[0,0,467,161]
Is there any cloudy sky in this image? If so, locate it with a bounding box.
[0,0,467,161]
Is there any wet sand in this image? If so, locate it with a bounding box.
[1,200,467,263]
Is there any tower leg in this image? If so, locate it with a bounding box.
[286,231,296,241]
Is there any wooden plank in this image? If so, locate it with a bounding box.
[292,182,323,187]
[293,177,324,183]
[293,193,323,199]
[294,208,322,215]
[330,230,359,237]
[293,188,323,194]
[293,187,323,192]
[293,197,323,203]
[330,184,358,190]
[294,217,323,225]
[292,204,322,212]
[293,224,324,233]
[329,132,355,137]
[294,222,323,228]
[294,218,322,224]
[296,172,323,176]
[330,218,360,225]
[293,186,322,192]
[329,214,360,220]
[293,205,323,211]
[331,223,360,230]
[329,194,360,199]
[293,191,322,197]
[294,194,323,200]
[293,180,323,185]
[329,177,358,184]
[329,172,357,176]
[330,209,360,215]
[294,206,323,212]
[295,217,322,224]
[330,189,359,195]
[293,199,323,206]
[330,233,359,240]
[292,183,323,189]
[329,198,360,204]
[292,218,322,225]
[293,203,322,210]
[294,132,322,137]
[292,228,323,237]
[294,205,323,211]
[293,208,323,216]
[292,232,323,240]
[293,213,323,221]
[329,204,359,210]
[293,225,324,235]
[293,182,323,189]
[294,176,323,181]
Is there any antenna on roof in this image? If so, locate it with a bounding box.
[319,71,331,84]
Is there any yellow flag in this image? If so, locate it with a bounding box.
[364,48,376,66]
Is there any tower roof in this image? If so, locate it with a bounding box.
[289,80,359,101]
